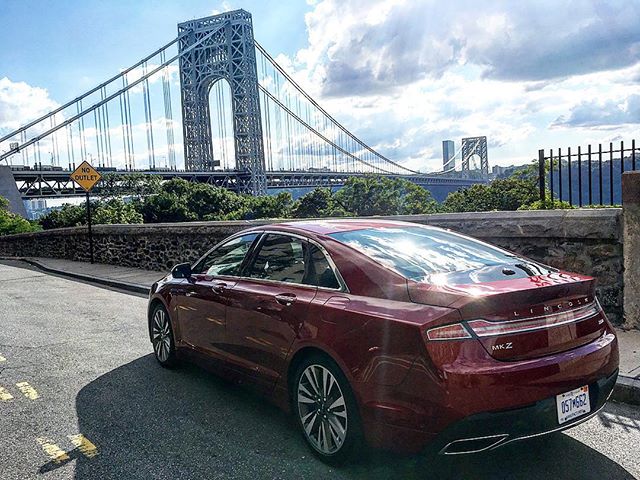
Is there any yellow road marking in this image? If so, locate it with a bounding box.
[36,438,70,464]
[68,434,99,458]
[0,386,13,401]
[0,354,6,362]
[16,382,40,400]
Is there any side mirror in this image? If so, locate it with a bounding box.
[171,262,192,279]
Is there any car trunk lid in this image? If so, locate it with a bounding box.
[409,271,606,361]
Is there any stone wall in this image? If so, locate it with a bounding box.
[0,209,625,325]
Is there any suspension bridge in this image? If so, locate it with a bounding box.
[0,9,487,200]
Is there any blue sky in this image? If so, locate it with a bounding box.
[0,0,309,100]
[1,0,639,172]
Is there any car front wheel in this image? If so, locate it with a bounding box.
[150,304,178,368]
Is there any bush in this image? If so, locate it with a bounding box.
[0,196,40,235]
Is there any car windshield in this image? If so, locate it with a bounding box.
[329,226,551,284]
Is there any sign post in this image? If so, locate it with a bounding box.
[70,161,102,264]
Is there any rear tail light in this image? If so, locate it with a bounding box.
[425,323,472,341]
[424,302,599,341]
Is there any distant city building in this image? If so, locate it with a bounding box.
[24,199,51,220]
[442,140,455,172]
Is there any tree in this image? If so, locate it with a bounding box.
[397,180,440,215]
[334,176,438,216]
[184,183,246,220]
[93,198,143,225]
[244,191,293,219]
[139,192,195,223]
[292,188,342,218]
[162,178,192,198]
[39,203,88,229]
[0,196,40,235]
[441,175,539,213]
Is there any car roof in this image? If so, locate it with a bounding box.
[265,218,429,235]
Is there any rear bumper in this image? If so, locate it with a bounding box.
[436,367,618,454]
[357,328,619,453]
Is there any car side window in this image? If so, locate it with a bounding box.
[304,244,341,289]
[194,233,259,277]
[247,234,306,284]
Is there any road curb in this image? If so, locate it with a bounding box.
[2,257,150,295]
[611,375,640,406]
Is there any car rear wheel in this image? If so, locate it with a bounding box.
[150,304,178,368]
[293,354,362,464]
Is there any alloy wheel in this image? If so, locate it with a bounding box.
[297,364,348,455]
[152,308,172,363]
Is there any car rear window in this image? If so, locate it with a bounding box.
[329,226,549,284]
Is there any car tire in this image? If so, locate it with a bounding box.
[293,353,363,465]
[150,304,178,368]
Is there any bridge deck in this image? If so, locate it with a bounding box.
[11,169,486,198]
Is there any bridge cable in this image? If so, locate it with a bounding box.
[0,27,222,163]
[258,85,394,174]
[142,61,156,169]
[255,41,419,175]
[0,37,180,145]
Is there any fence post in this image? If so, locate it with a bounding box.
[538,149,546,208]
[623,171,640,329]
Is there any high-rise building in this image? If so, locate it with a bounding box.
[442,140,455,172]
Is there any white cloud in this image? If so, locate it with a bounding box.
[0,77,59,132]
[271,0,640,171]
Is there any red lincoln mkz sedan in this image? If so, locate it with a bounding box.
[147,219,619,463]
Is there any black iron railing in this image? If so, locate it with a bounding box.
[538,140,638,207]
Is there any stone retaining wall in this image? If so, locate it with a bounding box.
[0,209,625,325]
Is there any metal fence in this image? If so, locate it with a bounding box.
[538,140,638,207]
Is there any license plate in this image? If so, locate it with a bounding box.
[556,385,591,424]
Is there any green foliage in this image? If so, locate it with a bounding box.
[519,198,574,210]
[184,183,246,220]
[333,176,438,216]
[441,176,539,213]
[93,198,143,225]
[292,188,341,218]
[40,198,144,229]
[39,174,442,228]
[0,196,40,236]
[139,192,195,223]
[244,191,293,219]
[39,203,88,229]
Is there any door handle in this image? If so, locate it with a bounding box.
[275,293,297,306]
[211,282,227,294]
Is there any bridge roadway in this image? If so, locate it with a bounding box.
[10,168,486,199]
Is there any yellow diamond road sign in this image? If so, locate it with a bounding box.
[70,161,102,192]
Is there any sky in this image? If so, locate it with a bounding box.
[0,0,639,173]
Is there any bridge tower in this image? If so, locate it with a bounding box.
[461,136,488,177]
[178,10,266,194]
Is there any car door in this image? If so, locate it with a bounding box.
[223,233,320,392]
[175,232,260,359]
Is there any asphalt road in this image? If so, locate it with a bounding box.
[0,260,638,480]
